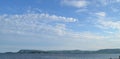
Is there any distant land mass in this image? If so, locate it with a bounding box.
[4,49,120,54]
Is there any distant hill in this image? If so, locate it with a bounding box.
[5,49,120,54]
[17,50,47,54]
[96,49,120,54]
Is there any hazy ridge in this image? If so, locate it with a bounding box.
[4,49,120,54]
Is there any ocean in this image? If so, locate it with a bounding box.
[0,54,120,59]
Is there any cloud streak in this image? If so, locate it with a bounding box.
[61,0,89,8]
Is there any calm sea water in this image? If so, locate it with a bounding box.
[0,54,120,59]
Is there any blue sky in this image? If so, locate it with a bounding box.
[1,0,120,52]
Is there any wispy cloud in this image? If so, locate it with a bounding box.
[0,13,78,36]
[97,18,120,30]
[95,12,106,17]
[61,0,89,8]
[93,11,120,42]
[94,11,120,31]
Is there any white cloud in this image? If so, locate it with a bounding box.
[0,13,78,36]
[61,0,89,8]
[97,19,120,30]
[91,11,120,42]
[94,13,120,42]
[95,12,106,17]
[54,24,66,36]
[94,11,120,32]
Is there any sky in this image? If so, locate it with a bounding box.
[1,0,120,52]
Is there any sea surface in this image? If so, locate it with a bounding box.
[0,53,120,59]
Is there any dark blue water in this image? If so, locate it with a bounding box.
[0,54,120,59]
